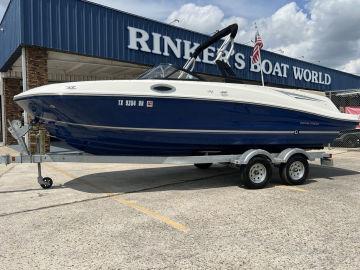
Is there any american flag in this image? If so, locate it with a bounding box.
[252,31,263,64]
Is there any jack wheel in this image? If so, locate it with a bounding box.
[194,163,213,169]
[280,156,309,185]
[40,177,53,189]
[241,157,272,189]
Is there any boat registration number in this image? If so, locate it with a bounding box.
[118,99,154,108]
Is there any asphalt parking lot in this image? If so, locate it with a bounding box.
[0,148,359,269]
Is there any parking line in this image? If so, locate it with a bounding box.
[45,164,189,233]
[109,195,189,232]
[275,185,308,192]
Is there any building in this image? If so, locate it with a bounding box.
[0,0,359,145]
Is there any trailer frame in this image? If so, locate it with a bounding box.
[1,120,334,189]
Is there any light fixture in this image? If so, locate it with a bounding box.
[169,19,179,25]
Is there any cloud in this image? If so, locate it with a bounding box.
[165,1,360,75]
[166,3,225,34]
[220,16,248,36]
[0,0,10,21]
[165,3,249,38]
[88,0,297,21]
[254,3,312,48]
[88,0,178,21]
[0,0,9,8]
[255,0,360,72]
[342,59,360,75]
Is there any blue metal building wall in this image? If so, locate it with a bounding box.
[0,0,22,71]
[0,0,360,92]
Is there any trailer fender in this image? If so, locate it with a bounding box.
[276,148,314,163]
[233,149,275,165]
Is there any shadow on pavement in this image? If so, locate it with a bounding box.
[308,164,360,180]
[64,164,360,194]
[65,165,240,194]
[1,165,359,218]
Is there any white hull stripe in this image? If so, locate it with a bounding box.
[41,118,340,135]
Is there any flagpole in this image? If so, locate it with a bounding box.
[254,23,265,87]
[259,50,265,87]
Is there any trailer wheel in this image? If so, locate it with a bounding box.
[40,177,53,189]
[280,156,309,185]
[194,163,213,169]
[241,157,272,189]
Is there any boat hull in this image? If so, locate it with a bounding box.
[15,95,357,156]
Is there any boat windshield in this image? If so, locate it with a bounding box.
[138,64,200,80]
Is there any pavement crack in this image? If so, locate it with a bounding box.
[0,194,114,218]
[0,164,16,179]
[124,171,239,194]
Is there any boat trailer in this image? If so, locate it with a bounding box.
[0,120,334,189]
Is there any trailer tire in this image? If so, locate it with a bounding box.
[194,163,212,169]
[241,157,272,189]
[280,155,309,185]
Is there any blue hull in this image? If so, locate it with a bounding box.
[15,95,357,156]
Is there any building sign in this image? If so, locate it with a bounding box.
[127,26,332,86]
[4,0,360,92]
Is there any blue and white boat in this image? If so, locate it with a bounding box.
[13,24,359,156]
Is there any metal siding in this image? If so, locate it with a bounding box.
[0,0,359,91]
[0,0,22,70]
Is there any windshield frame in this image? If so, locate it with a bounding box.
[137,64,203,81]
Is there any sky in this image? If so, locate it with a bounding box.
[0,0,359,74]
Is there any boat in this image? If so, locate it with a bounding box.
[13,24,359,156]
